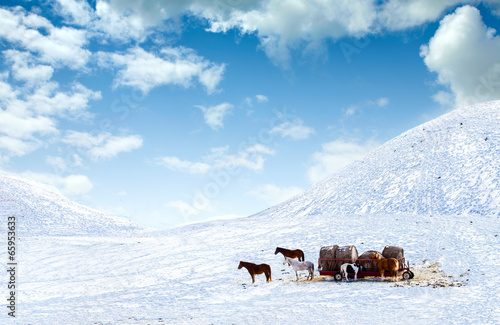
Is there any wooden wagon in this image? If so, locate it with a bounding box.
[318,245,414,281]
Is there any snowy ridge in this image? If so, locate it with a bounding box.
[260,100,500,220]
[0,175,141,236]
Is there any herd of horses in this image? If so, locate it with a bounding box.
[238,247,400,283]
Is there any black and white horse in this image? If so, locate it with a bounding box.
[340,263,363,281]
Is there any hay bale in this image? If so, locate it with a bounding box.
[357,250,380,271]
[333,245,358,271]
[381,245,404,259]
[319,245,338,271]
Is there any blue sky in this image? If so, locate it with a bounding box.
[1,1,500,228]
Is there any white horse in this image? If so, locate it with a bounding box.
[340,263,363,281]
[283,257,314,281]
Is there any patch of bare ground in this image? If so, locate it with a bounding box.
[392,260,466,288]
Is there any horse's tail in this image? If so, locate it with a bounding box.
[311,263,314,280]
[301,251,305,262]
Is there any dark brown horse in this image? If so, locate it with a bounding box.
[275,247,304,261]
[372,252,399,281]
[238,261,272,283]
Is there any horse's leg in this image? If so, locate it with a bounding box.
[251,273,255,283]
[295,270,299,281]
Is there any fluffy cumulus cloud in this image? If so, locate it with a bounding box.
[156,144,275,175]
[91,0,500,68]
[196,102,233,130]
[378,0,471,31]
[420,5,500,108]
[53,0,94,26]
[0,74,100,159]
[97,47,225,94]
[0,7,90,69]
[62,131,143,161]
[307,139,380,183]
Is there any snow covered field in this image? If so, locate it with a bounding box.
[1,101,500,324]
[2,212,498,324]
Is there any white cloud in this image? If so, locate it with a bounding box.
[37,0,500,71]
[196,102,233,130]
[62,131,143,161]
[307,139,380,183]
[27,82,101,117]
[156,144,275,175]
[255,95,269,103]
[270,118,315,140]
[420,5,500,108]
[0,69,100,161]
[54,0,94,26]
[0,107,57,140]
[89,135,143,160]
[21,172,93,196]
[155,156,211,175]
[378,0,469,31]
[0,7,90,69]
[342,97,389,117]
[0,136,39,157]
[373,97,389,107]
[97,47,226,94]
[247,184,303,205]
[4,50,54,84]
[205,0,377,68]
[46,156,69,172]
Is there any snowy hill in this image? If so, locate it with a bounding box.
[263,100,500,220]
[1,101,499,324]
[0,175,141,236]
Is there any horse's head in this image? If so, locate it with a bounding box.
[238,261,243,269]
[283,257,290,266]
[274,247,280,255]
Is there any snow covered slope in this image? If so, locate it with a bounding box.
[0,175,141,236]
[264,100,500,220]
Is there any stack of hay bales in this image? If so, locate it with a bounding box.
[319,245,358,272]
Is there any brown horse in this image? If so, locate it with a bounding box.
[238,261,272,283]
[275,247,305,262]
[372,252,399,281]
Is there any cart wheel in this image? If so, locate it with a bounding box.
[409,271,415,279]
[333,272,343,281]
[402,271,412,280]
